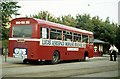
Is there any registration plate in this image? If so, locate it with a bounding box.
[13,48,28,59]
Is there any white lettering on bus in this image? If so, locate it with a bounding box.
[67,48,79,51]
[15,21,30,24]
[13,48,27,59]
[40,39,86,48]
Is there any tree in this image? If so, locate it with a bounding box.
[60,15,77,27]
[1,1,21,39]
[28,11,77,27]
[29,11,58,22]
[1,1,21,27]
[105,17,110,24]
[90,15,117,45]
[76,14,94,31]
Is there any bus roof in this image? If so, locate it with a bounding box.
[34,18,93,35]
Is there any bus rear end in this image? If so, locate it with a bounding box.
[8,18,39,63]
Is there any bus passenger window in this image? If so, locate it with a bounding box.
[50,29,62,40]
[82,35,88,43]
[90,36,94,44]
[73,33,81,42]
[40,27,49,39]
[63,31,72,41]
[78,34,82,42]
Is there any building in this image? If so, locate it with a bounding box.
[93,39,106,57]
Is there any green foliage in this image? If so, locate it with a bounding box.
[28,11,58,22]
[1,1,21,40]
[1,1,21,27]
[60,15,77,27]
[1,27,9,40]
[2,40,8,48]
[92,16,117,43]
[29,11,77,27]
[76,14,94,31]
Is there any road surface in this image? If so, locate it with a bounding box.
[1,55,119,78]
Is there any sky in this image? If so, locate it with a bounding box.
[16,0,119,24]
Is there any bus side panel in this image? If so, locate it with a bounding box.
[37,46,51,60]
[8,40,14,57]
[52,47,85,60]
[26,41,39,60]
[37,46,72,61]
[57,47,69,60]
[89,44,94,58]
[74,48,86,60]
[86,44,94,58]
[52,46,79,61]
[61,48,85,60]
[77,48,85,60]
[37,46,86,61]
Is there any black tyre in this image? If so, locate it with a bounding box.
[83,52,89,61]
[83,55,88,61]
[23,59,28,64]
[51,51,60,64]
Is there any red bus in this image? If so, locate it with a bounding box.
[8,18,94,64]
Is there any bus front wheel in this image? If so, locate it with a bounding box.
[83,52,89,61]
[51,51,60,64]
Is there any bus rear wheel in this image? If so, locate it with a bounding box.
[23,59,28,64]
[51,51,60,64]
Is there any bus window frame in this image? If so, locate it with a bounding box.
[89,35,94,44]
[12,25,32,38]
[40,27,49,39]
[63,30,72,41]
[73,33,82,42]
[50,28,62,40]
[82,34,89,43]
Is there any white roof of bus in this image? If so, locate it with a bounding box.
[34,18,93,35]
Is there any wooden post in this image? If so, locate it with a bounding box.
[3,48,8,62]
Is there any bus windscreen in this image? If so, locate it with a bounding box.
[12,25,32,38]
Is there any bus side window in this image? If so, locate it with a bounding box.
[90,36,94,44]
[63,31,72,41]
[73,33,77,42]
[50,29,62,40]
[78,34,82,42]
[82,34,88,43]
[40,27,49,39]
[73,33,81,42]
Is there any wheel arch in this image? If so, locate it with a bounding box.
[54,50,60,60]
[84,51,89,57]
[82,51,89,61]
